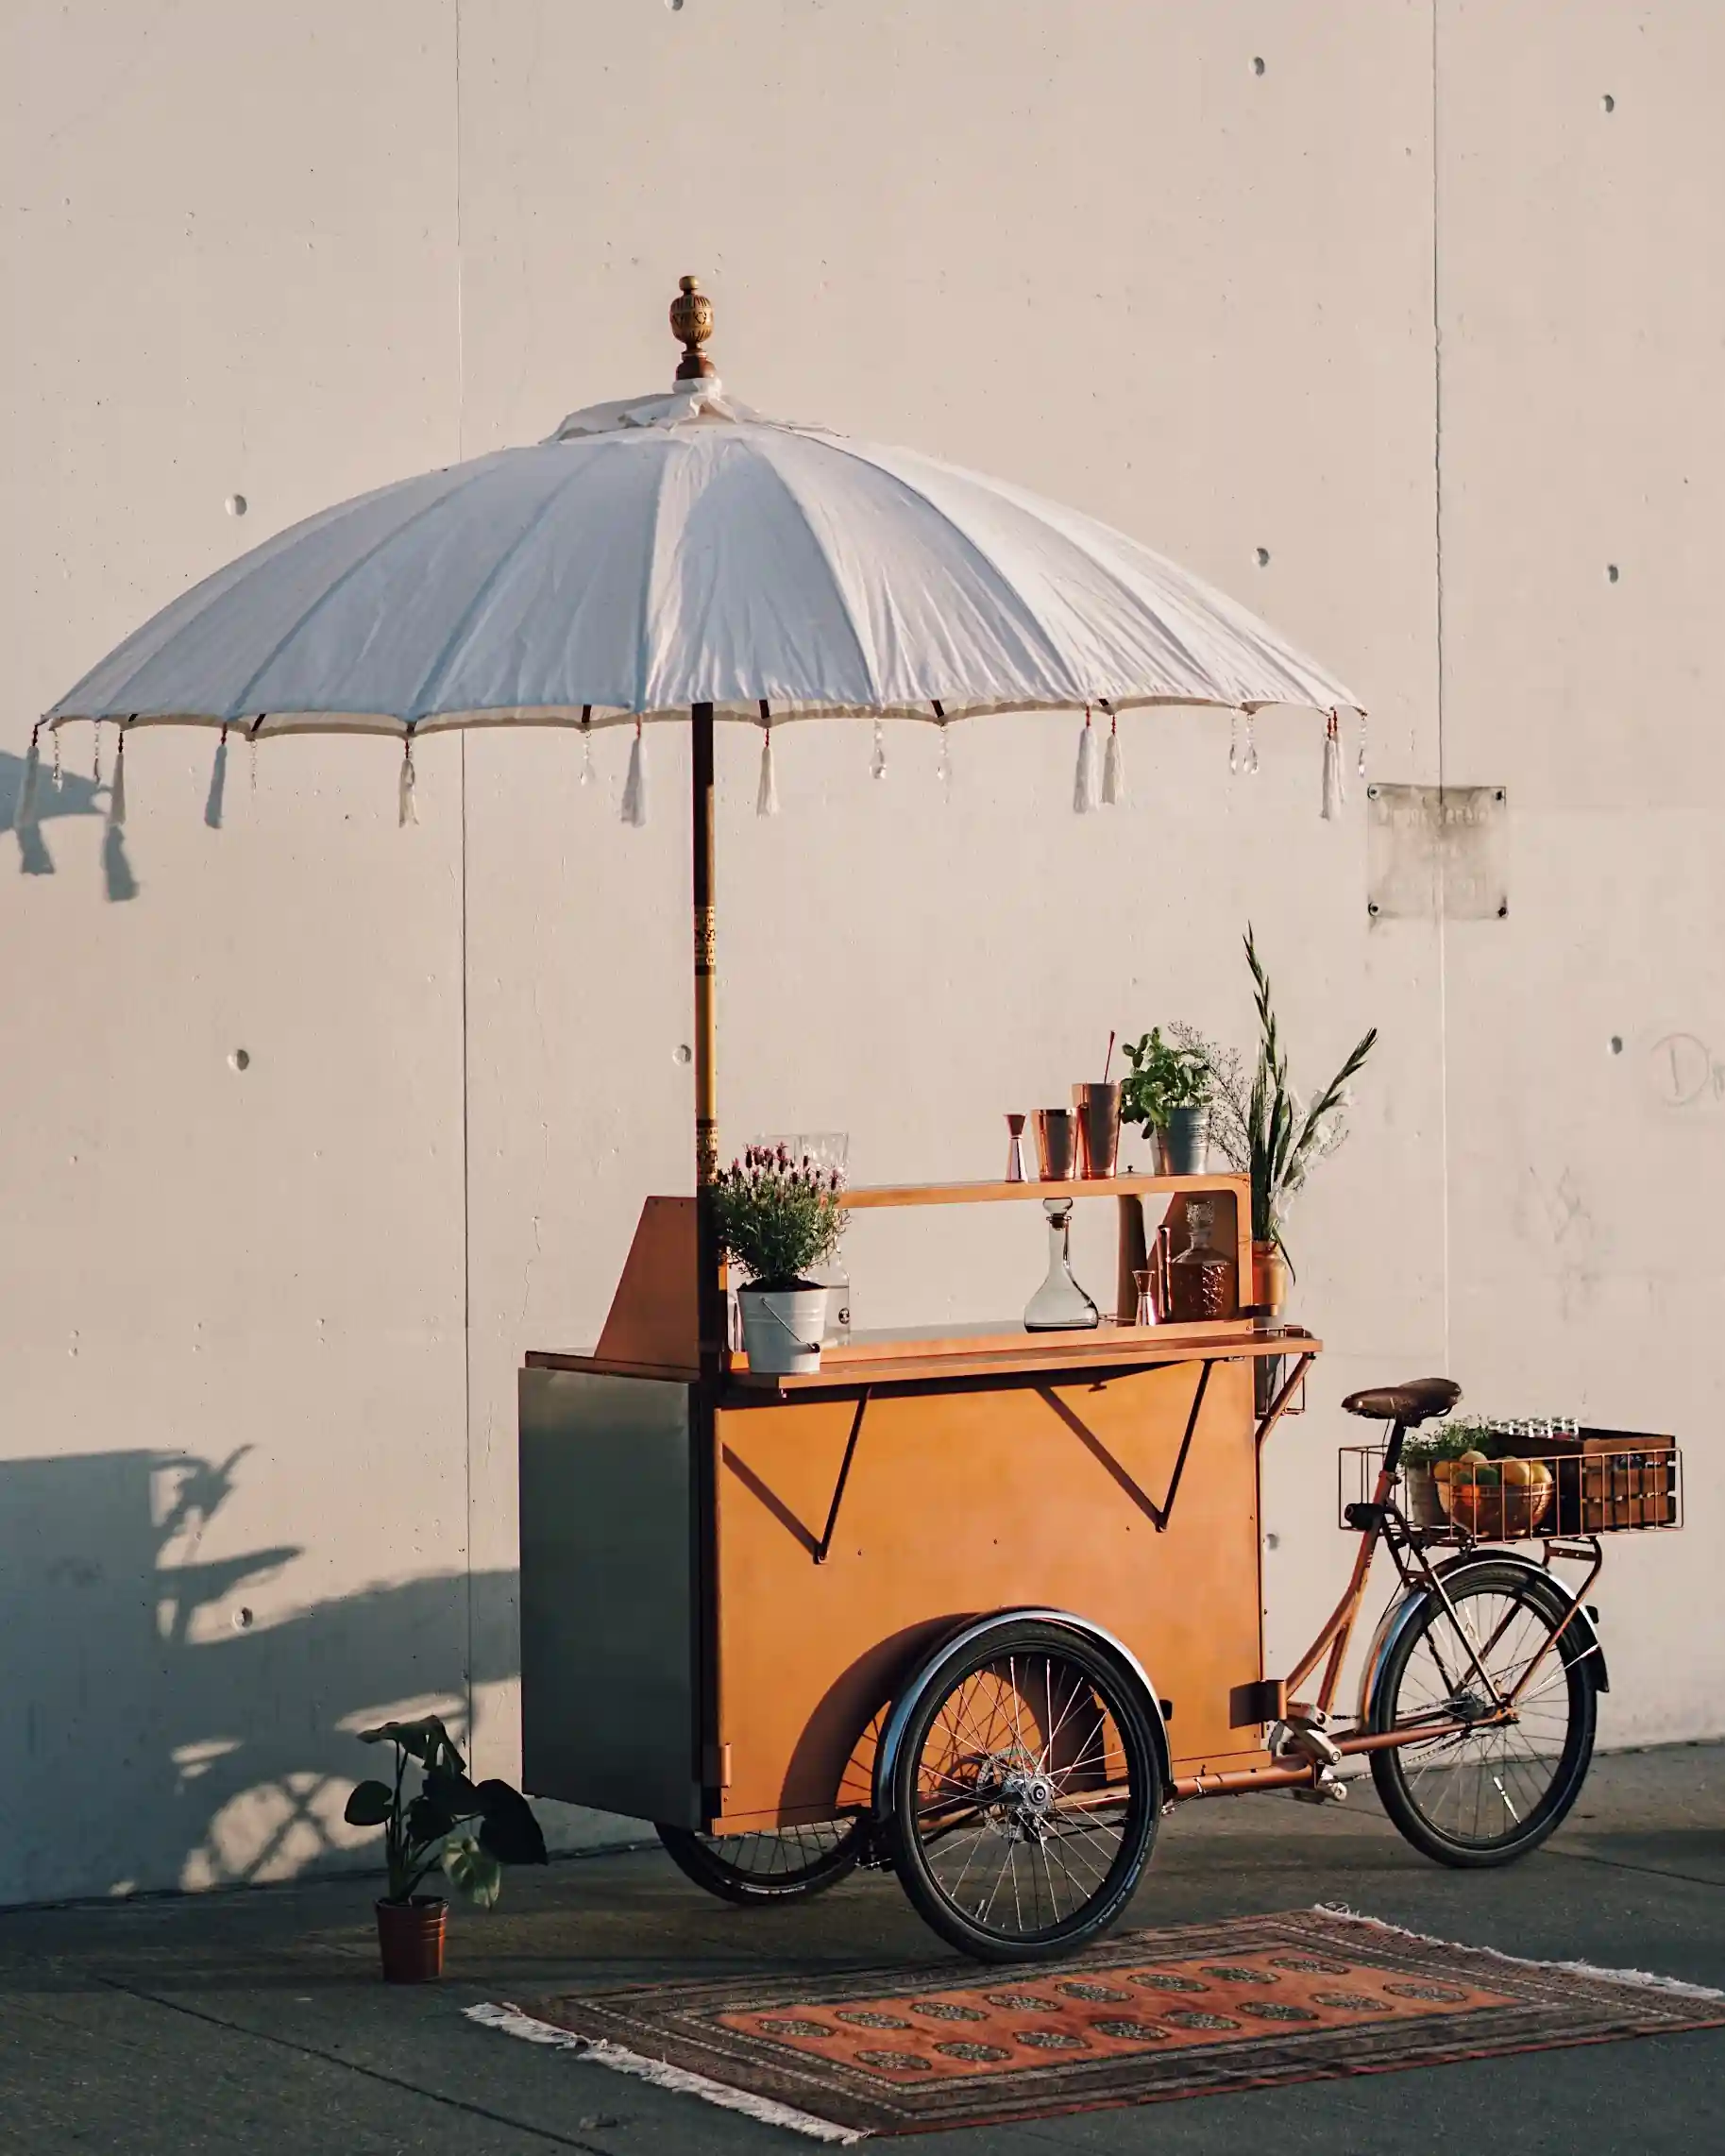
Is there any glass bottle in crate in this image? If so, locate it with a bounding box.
[1166,1199,1239,1323]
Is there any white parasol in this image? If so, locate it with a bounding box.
[22,278,1364,1367]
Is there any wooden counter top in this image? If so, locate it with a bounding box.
[526,1323,1320,1395]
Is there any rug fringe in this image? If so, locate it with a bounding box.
[464,2002,868,2144]
[1311,1905,1725,2002]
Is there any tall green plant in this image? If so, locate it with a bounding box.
[343,1716,547,1907]
[1240,926,1377,1265]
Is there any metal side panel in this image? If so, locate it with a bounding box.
[518,1368,701,1826]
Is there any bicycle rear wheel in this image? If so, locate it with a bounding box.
[1368,1562,1597,1867]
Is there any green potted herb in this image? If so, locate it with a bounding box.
[1192,929,1377,1314]
[713,1144,847,1376]
[1119,1028,1212,1173]
[343,1715,547,1983]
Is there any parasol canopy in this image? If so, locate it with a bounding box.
[44,285,1357,741]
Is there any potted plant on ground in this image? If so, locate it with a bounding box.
[1119,1027,1212,1174]
[1185,928,1377,1316]
[343,1714,548,1983]
[713,1143,847,1376]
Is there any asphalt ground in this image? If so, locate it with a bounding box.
[4,1741,1720,2155]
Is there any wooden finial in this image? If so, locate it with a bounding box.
[670,274,716,381]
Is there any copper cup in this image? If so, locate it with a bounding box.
[1073,1081,1123,1179]
[1033,1108,1080,1181]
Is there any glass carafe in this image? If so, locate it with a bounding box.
[1166,1198,1239,1324]
[1023,1198,1101,1332]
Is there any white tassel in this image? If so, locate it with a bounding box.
[579,712,594,788]
[755,724,779,817]
[1102,710,1125,806]
[621,720,647,827]
[871,720,887,781]
[108,728,127,827]
[248,726,260,796]
[1073,709,1099,813]
[1357,707,1369,779]
[205,728,228,829]
[1321,709,1344,822]
[13,726,42,835]
[93,719,103,787]
[51,726,63,791]
[1245,710,1260,775]
[397,736,418,826]
[936,721,952,790]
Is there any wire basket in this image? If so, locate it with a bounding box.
[1340,1431,1683,1540]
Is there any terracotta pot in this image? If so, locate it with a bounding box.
[375,1895,447,1983]
[1251,1239,1290,1316]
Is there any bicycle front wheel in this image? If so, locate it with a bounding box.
[656,1821,863,1904]
[1369,1562,1597,1867]
[886,1619,1160,1961]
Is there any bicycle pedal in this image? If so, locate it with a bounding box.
[1293,1768,1348,1807]
[1270,1722,1344,1771]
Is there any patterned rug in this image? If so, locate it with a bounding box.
[467,1908,1725,2142]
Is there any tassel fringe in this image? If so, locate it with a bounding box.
[397,736,418,826]
[871,720,887,781]
[755,724,779,818]
[205,728,228,829]
[1102,709,1125,806]
[1073,709,1099,813]
[1321,708,1344,822]
[13,726,42,835]
[464,2003,865,2143]
[108,729,127,828]
[621,721,648,827]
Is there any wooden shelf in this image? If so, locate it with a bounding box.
[839,1174,1247,1210]
[726,1324,1320,1394]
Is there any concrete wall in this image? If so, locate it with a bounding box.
[2,1,1717,1906]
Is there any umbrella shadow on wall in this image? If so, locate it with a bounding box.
[0,1445,520,1907]
[0,746,138,900]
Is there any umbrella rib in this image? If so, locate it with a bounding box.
[747,436,883,706]
[796,432,1091,703]
[402,453,596,722]
[226,456,519,724]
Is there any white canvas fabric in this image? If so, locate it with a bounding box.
[48,378,1358,737]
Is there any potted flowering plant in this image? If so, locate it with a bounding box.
[713,1144,847,1376]
[343,1714,547,1983]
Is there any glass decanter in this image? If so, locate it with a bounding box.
[1166,1198,1239,1324]
[1023,1198,1101,1332]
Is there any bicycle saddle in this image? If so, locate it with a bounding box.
[1341,1378,1461,1426]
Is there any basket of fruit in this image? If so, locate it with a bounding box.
[1402,1421,1554,1541]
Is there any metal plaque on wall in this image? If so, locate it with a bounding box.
[1366,784,1508,922]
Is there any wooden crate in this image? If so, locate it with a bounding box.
[1494,1428,1680,1534]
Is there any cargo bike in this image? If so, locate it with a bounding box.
[521,1207,1683,1963]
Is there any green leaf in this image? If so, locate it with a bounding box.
[357,1715,465,1772]
[475,1783,549,1867]
[442,1834,503,1910]
[342,1779,396,1828]
[404,1792,457,1846]
[423,1766,482,1818]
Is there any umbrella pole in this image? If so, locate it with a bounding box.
[692,703,723,1383]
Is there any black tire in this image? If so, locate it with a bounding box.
[1368,1561,1598,1868]
[884,1618,1161,1961]
[655,1820,863,1904]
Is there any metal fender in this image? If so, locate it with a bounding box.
[1358,1553,1609,1728]
[871,1607,1173,1823]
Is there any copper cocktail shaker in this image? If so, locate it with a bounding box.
[1073,1081,1123,1179]
[1033,1108,1080,1181]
